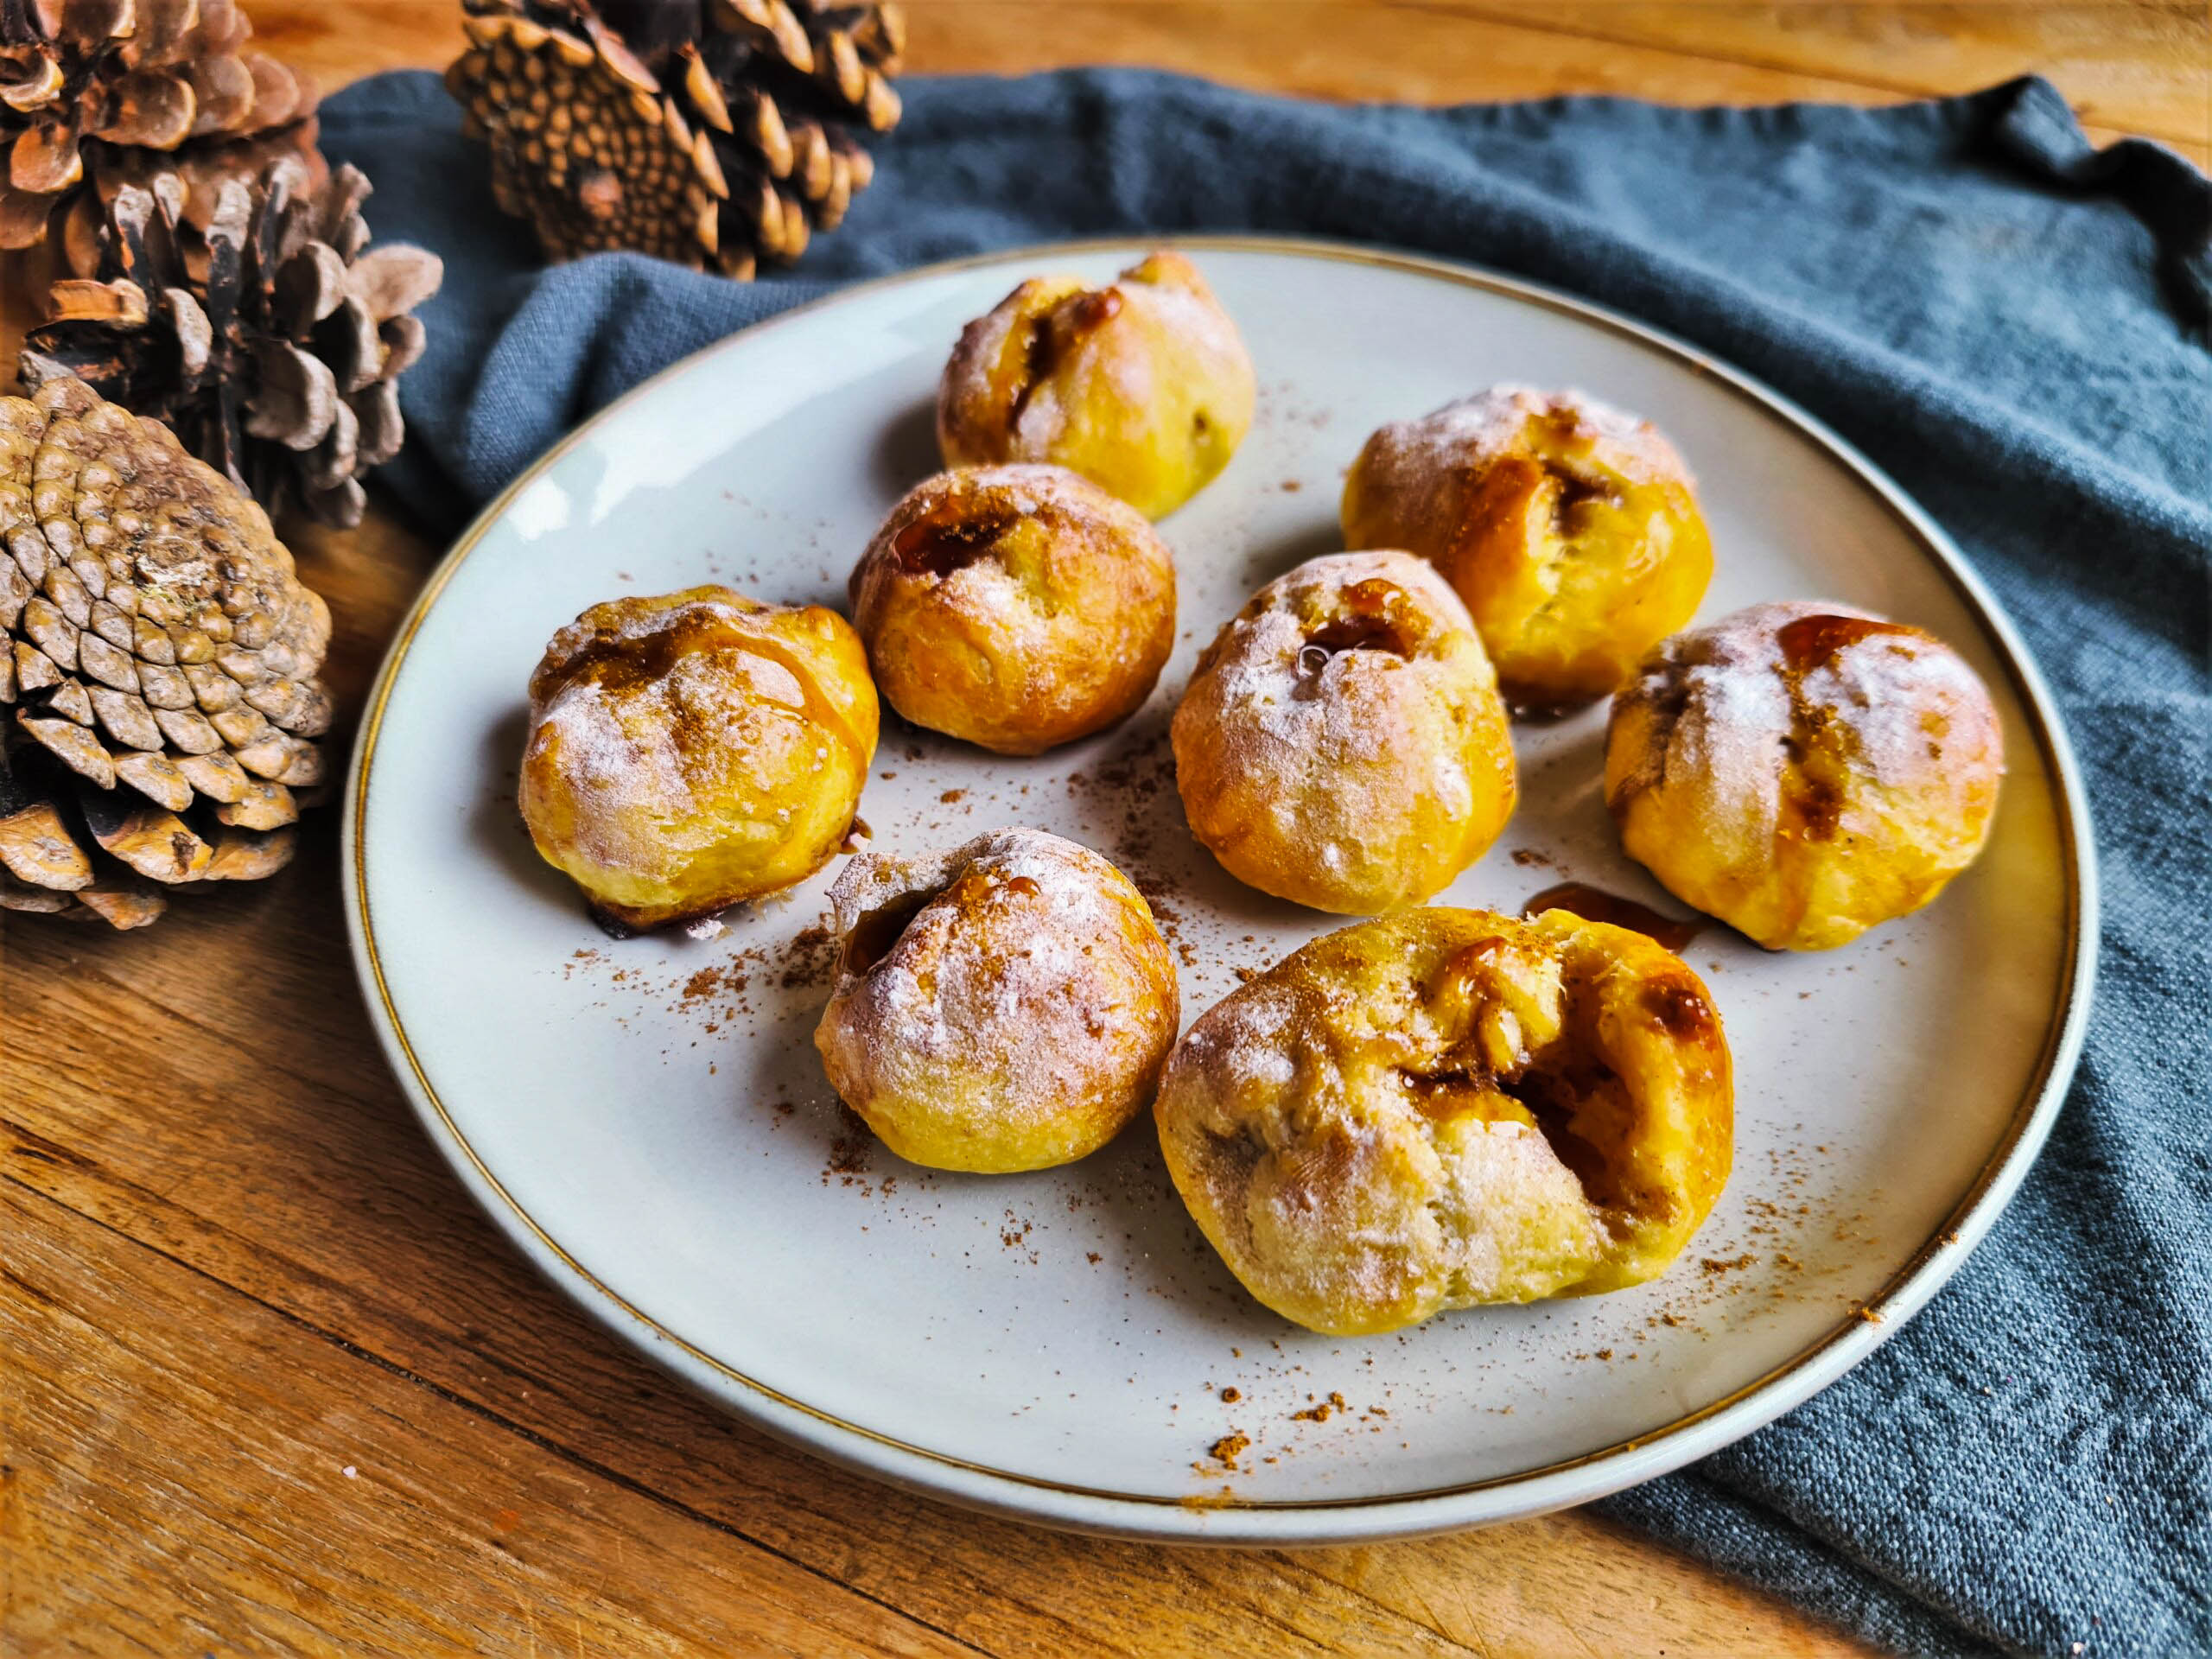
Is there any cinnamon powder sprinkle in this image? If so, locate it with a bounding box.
[1292,1390,1350,1423]
[781,925,837,988]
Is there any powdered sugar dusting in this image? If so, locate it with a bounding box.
[819,828,1179,1132]
[1370,385,1686,484]
[1196,550,1478,764]
[1611,600,2004,872]
[856,463,1161,657]
[1802,623,1999,785]
[1181,550,1491,825]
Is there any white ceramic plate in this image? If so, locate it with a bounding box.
[345,238,2094,1541]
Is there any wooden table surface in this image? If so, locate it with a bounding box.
[3,6,2201,1656]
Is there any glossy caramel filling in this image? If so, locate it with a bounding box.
[1009,287,1124,424]
[1520,880,1704,953]
[1296,577,1420,678]
[889,502,1020,578]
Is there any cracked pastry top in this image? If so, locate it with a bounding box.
[1341,385,1713,709]
[1172,550,1517,916]
[936,251,1255,519]
[1154,907,1733,1337]
[849,464,1175,756]
[815,828,1180,1173]
[518,586,878,932]
[1605,600,2004,951]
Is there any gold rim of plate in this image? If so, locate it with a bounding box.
[344,236,2099,1524]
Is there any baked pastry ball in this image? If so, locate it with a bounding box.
[1341,386,1713,709]
[815,828,1180,1173]
[1605,601,2004,951]
[849,464,1176,755]
[519,587,877,931]
[1171,550,1516,915]
[1155,907,1733,1337]
[937,251,1255,518]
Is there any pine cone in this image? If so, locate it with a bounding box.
[19,158,443,528]
[0,0,320,277]
[447,0,902,281]
[0,373,331,928]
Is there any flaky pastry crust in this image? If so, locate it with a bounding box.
[1172,550,1516,915]
[1605,601,2004,951]
[1342,386,1713,709]
[815,829,1180,1173]
[937,251,1255,518]
[849,464,1176,755]
[519,586,877,931]
[1154,907,1733,1336]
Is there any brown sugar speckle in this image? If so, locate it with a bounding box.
[782,925,838,988]
[824,1110,872,1184]
[1292,1390,1349,1423]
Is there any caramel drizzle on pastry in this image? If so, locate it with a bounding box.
[1295,576,1423,679]
[1520,880,1704,953]
[1774,613,1925,843]
[842,887,934,976]
[889,500,1021,578]
[1008,286,1125,427]
[1775,612,1916,671]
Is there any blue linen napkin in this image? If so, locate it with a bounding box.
[319,68,2210,1659]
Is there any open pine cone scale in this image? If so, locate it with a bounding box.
[0,374,334,928]
[21,157,443,528]
[448,0,901,280]
[0,0,319,270]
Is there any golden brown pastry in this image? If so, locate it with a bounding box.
[519,587,877,931]
[815,829,1180,1173]
[1605,601,2004,951]
[849,464,1176,755]
[937,251,1255,518]
[1341,386,1713,709]
[1154,907,1733,1337]
[1172,550,1516,915]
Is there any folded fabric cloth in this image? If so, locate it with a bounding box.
[320,68,2210,1659]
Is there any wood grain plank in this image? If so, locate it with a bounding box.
[245,0,2205,163]
[1406,2,2211,148]
[0,1181,977,1659]
[893,3,2205,162]
[0,885,1876,1657]
[246,0,465,85]
[902,2,1922,105]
